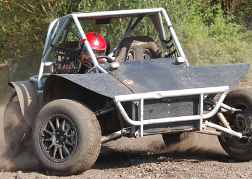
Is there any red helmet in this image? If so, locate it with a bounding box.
[86,32,106,50]
[79,32,106,63]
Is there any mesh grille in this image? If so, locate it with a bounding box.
[52,47,82,74]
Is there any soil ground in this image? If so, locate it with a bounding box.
[0,76,252,179]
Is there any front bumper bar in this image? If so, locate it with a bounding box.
[114,86,242,138]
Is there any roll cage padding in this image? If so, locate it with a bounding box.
[116,36,165,62]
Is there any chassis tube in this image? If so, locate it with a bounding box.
[114,86,229,102]
[161,8,189,66]
[205,121,242,138]
[113,86,244,138]
[101,131,123,143]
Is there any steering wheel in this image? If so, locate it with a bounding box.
[96,56,114,63]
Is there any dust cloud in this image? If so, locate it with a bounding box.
[0,107,42,172]
[103,131,226,158]
[0,105,227,173]
[157,132,227,160]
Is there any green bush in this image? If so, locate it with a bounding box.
[0,0,252,69]
[172,1,252,68]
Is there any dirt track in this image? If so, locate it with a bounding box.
[0,77,252,178]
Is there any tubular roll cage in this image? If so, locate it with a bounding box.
[114,86,242,138]
[31,8,189,89]
[29,8,244,141]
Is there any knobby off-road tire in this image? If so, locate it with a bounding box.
[3,101,31,156]
[218,89,252,161]
[32,99,101,176]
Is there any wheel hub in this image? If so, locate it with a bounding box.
[40,115,77,162]
[236,113,252,137]
[55,130,66,145]
[237,117,246,130]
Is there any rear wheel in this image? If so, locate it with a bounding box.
[32,99,101,176]
[3,101,31,156]
[218,89,252,161]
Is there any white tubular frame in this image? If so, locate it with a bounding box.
[113,86,241,137]
[35,7,188,89]
[33,8,244,139]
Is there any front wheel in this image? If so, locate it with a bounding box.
[32,99,101,176]
[218,89,252,161]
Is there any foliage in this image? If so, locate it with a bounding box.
[172,0,252,66]
[0,0,252,105]
[0,0,251,67]
[0,54,41,105]
[0,0,81,61]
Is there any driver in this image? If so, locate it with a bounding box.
[79,32,107,73]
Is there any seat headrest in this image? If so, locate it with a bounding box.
[116,36,164,62]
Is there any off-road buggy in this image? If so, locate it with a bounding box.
[3,8,252,175]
